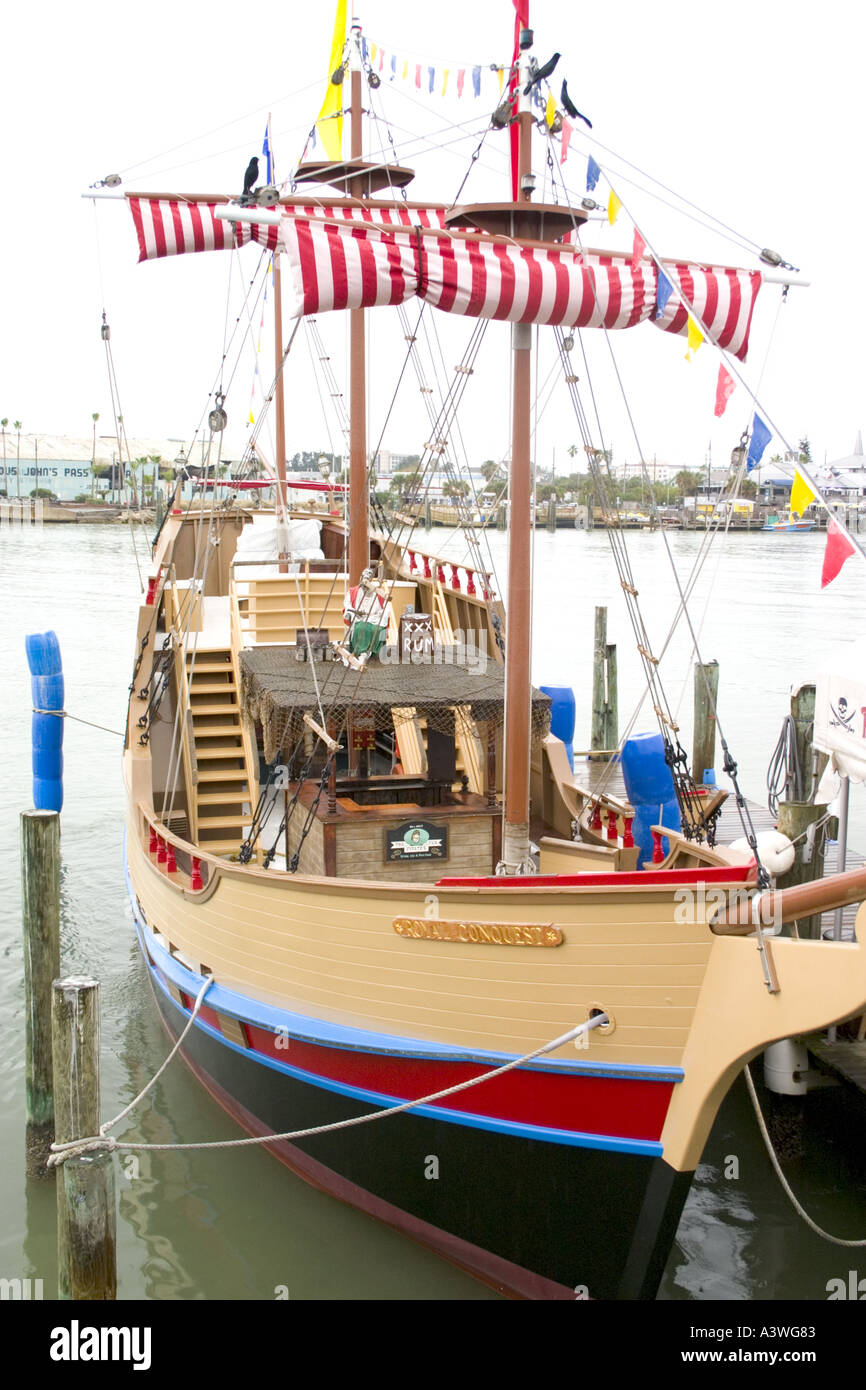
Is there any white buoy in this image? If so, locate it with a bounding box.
[729,829,796,877]
[764,1039,810,1096]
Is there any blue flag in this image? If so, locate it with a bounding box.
[586,155,600,192]
[655,270,674,319]
[390,54,396,80]
[262,125,273,184]
[428,65,435,93]
[472,65,481,97]
[747,414,772,471]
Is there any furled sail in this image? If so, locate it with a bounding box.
[128,197,281,261]
[279,213,762,359]
[127,195,762,357]
[127,197,446,263]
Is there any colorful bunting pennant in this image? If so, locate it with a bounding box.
[714,365,735,417]
[315,0,347,161]
[790,469,817,518]
[415,64,421,89]
[428,65,435,93]
[746,414,772,471]
[545,92,557,127]
[442,69,450,95]
[561,118,572,162]
[655,270,674,319]
[822,518,856,587]
[457,68,465,97]
[607,190,621,225]
[586,155,600,192]
[684,315,704,360]
[472,65,481,96]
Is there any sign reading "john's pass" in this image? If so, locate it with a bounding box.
[385,821,447,862]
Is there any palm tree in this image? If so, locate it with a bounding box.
[13,421,21,498]
[0,419,7,497]
[91,413,99,499]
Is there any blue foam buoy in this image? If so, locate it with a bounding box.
[540,684,576,772]
[25,631,64,812]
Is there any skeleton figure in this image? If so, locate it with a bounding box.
[342,567,392,662]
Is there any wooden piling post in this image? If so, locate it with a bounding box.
[790,682,826,800]
[21,809,60,1179]
[604,642,618,755]
[546,494,557,533]
[775,802,829,939]
[590,609,617,761]
[52,978,117,1300]
[692,660,720,783]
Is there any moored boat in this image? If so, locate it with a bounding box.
[108,3,866,1299]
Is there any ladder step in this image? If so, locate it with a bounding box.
[187,680,237,694]
[196,767,248,782]
[196,813,251,827]
[191,702,240,716]
[196,791,250,806]
[193,726,243,739]
[186,658,232,671]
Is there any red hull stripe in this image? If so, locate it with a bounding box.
[242,1024,674,1141]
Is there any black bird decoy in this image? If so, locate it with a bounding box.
[561,80,593,128]
[242,156,259,196]
[524,52,560,94]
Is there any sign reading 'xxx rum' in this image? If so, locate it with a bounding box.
[393,918,563,947]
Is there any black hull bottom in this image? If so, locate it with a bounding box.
[152,985,693,1299]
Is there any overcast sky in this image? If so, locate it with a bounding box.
[2,0,864,474]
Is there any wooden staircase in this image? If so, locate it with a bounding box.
[183,647,256,857]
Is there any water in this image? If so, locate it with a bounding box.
[2,520,865,1301]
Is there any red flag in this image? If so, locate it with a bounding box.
[631,229,646,271]
[821,518,856,588]
[561,117,572,163]
[457,68,465,97]
[415,64,421,89]
[714,364,735,418]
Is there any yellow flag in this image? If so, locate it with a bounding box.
[248,410,255,426]
[790,468,817,517]
[608,191,621,225]
[684,315,704,360]
[402,58,409,79]
[442,68,450,95]
[497,67,505,95]
[316,0,347,161]
[545,92,557,127]
[370,43,377,62]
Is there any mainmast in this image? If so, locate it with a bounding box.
[347,24,368,586]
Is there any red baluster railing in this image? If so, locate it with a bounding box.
[606,809,619,841]
[623,816,635,848]
[436,562,446,585]
[408,550,417,573]
[450,564,461,591]
[148,826,158,855]
[590,802,603,832]
[190,856,203,891]
[156,835,167,865]
[651,829,665,863]
[165,841,178,875]
[465,569,476,595]
[423,554,432,580]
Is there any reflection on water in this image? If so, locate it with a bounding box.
[2,522,865,1300]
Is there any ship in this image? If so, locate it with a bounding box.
[110,3,866,1299]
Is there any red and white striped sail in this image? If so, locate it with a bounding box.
[279,214,762,359]
[127,197,446,264]
[128,197,280,261]
[127,197,762,358]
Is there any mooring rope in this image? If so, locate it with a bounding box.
[32,708,124,737]
[744,1063,866,1247]
[48,1011,608,1165]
